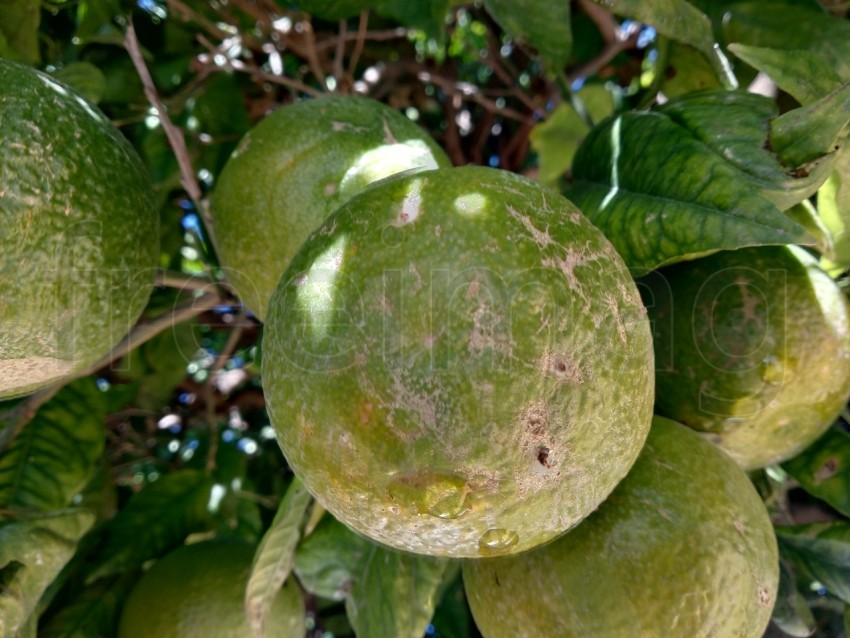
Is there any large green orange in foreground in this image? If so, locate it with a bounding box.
[642,246,850,469]
[462,416,779,638]
[117,539,305,638]
[211,95,449,320]
[0,59,158,400]
[262,166,654,558]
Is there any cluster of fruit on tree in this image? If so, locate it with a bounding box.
[4,50,850,637]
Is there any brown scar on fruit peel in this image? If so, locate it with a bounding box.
[603,292,628,344]
[757,586,772,607]
[506,205,555,249]
[539,349,584,384]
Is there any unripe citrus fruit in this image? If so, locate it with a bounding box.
[0,58,158,399]
[117,539,305,638]
[462,416,779,638]
[642,246,850,469]
[262,166,654,558]
[210,95,450,320]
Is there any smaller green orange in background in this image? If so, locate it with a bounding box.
[118,539,305,638]
[210,95,450,321]
[642,245,850,469]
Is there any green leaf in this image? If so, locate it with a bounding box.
[52,63,108,105]
[294,515,373,601]
[784,200,833,257]
[345,545,448,638]
[294,514,448,636]
[783,427,850,519]
[657,90,833,210]
[728,44,843,105]
[483,0,571,72]
[819,143,850,270]
[659,41,723,98]
[777,522,850,604]
[118,321,197,411]
[770,83,850,168]
[430,568,471,638]
[0,509,95,636]
[375,0,451,43]
[591,0,735,88]
[39,573,137,638]
[565,110,809,273]
[530,85,613,184]
[771,560,817,638]
[245,477,311,638]
[0,380,107,512]
[84,470,215,582]
[722,1,850,82]
[0,0,40,64]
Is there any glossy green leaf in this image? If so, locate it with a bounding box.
[345,545,448,638]
[84,470,215,582]
[530,85,613,184]
[483,0,571,72]
[0,380,107,512]
[294,515,373,601]
[776,522,850,604]
[783,427,850,519]
[591,0,735,87]
[770,83,850,168]
[657,90,834,210]
[728,44,843,105]
[0,509,95,636]
[565,110,809,273]
[39,573,137,638]
[0,0,40,64]
[723,1,850,81]
[245,477,311,638]
[52,63,107,105]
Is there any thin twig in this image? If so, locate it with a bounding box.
[156,270,216,292]
[302,20,329,88]
[204,306,250,473]
[419,70,534,124]
[125,23,203,206]
[195,34,322,97]
[333,19,347,86]
[0,292,223,452]
[346,12,370,77]
[316,26,405,52]
[166,0,232,40]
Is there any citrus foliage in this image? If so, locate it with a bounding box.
[2,2,850,638]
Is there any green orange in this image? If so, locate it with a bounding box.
[262,166,654,558]
[643,245,850,469]
[210,94,449,320]
[462,416,779,638]
[117,539,305,638]
[0,58,158,400]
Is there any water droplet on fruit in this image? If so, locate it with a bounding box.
[759,354,787,386]
[478,528,519,555]
[387,472,469,519]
